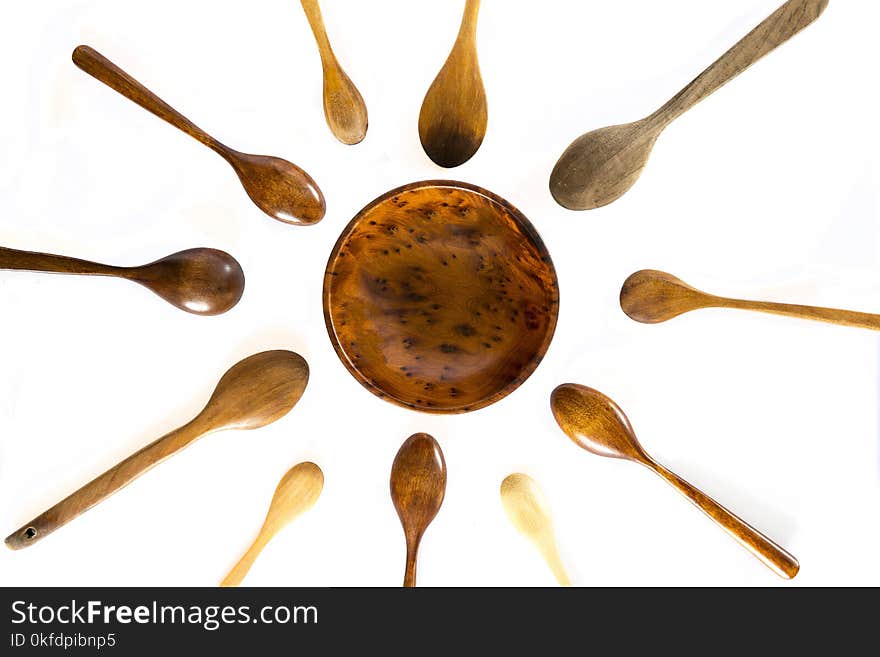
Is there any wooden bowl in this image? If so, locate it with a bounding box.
[323,181,559,413]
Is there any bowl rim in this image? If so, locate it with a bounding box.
[322,179,560,414]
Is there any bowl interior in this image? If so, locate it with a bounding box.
[323,181,559,413]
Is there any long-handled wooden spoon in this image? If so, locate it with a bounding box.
[550,384,799,579]
[390,433,447,587]
[72,45,325,225]
[621,269,880,330]
[5,350,309,550]
[300,0,368,145]
[0,246,244,316]
[500,473,571,586]
[549,0,829,210]
[418,0,487,168]
[221,461,324,587]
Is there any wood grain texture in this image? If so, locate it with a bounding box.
[390,433,447,587]
[5,351,309,550]
[0,245,244,315]
[72,45,326,225]
[221,461,324,587]
[550,0,829,210]
[550,384,799,579]
[300,0,368,145]
[500,473,571,586]
[418,0,487,168]
[621,269,880,330]
[323,181,558,413]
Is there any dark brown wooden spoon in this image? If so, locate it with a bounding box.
[621,269,880,329]
[0,246,244,315]
[549,0,828,210]
[390,433,447,587]
[5,350,309,550]
[550,384,799,579]
[418,0,487,168]
[72,45,325,225]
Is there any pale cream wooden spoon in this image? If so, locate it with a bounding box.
[221,462,324,587]
[501,473,571,586]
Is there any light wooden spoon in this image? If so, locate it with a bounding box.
[551,384,799,579]
[550,0,829,210]
[300,0,368,145]
[0,246,244,316]
[5,351,309,550]
[418,0,487,168]
[390,433,447,587]
[221,462,324,587]
[500,473,571,586]
[73,45,325,225]
[621,269,880,330]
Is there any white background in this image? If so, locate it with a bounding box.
[0,0,877,587]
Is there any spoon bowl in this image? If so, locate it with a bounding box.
[5,350,309,549]
[225,151,326,226]
[390,433,447,587]
[619,269,710,324]
[550,383,799,578]
[550,120,657,211]
[127,248,245,315]
[221,461,324,587]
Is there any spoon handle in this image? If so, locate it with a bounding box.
[221,533,270,587]
[652,0,828,126]
[72,45,220,151]
[457,0,481,42]
[648,461,799,578]
[300,0,334,62]
[4,419,205,550]
[403,542,419,587]
[0,246,121,276]
[538,540,572,587]
[718,297,880,331]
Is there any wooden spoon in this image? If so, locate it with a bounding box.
[221,461,324,587]
[390,433,447,587]
[0,246,244,316]
[550,384,799,579]
[500,473,571,586]
[549,0,828,210]
[5,350,309,550]
[300,0,368,145]
[72,45,325,225]
[418,0,487,168]
[621,269,880,330]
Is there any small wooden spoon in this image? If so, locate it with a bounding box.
[621,269,880,330]
[72,45,325,225]
[500,473,571,586]
[0,246,244,315]
[550,384,799,579]
[221,461,324,587]
[300,0,368,145]
[418,0,487,168]
[549,0,828,210]
[390,433,447,587]
[5,350,309,550]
